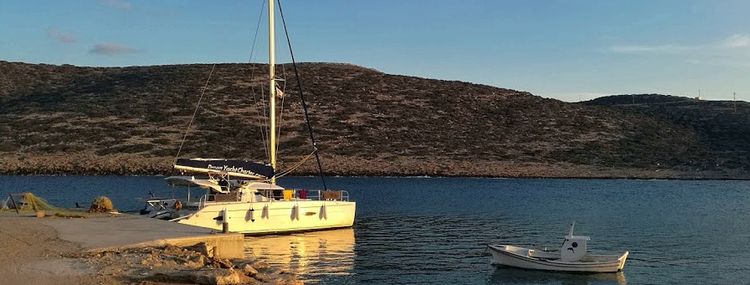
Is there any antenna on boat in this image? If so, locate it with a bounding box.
[568,222,576,236]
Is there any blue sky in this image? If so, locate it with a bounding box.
[1,0,749,102]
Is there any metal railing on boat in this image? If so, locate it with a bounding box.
[260,189,350,202]
[197,189,350,209]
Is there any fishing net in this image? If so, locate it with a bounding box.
[4,193,87,218]
[5,192,59,211]
[88,196,115,213]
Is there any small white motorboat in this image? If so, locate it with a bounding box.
[488,223,628,273]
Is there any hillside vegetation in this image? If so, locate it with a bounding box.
[1,61,748,178]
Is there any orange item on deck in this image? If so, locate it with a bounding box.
[283,189,294,201]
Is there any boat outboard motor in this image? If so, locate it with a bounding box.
[560,223,590,262]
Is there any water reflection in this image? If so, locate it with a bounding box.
[244,228,355,283]
[489,267,627,285]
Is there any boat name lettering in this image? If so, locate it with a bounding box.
[207,164,258,176]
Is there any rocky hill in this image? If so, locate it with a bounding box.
[0,61,748,178]
[584,94,750,171]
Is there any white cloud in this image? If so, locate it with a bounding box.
[610,34,750,54]
[46,27,75,44]
[685,58,750,68]
[721,34,750,48]
[98,0,131,11]
[89,43,137,55]
[609,34,750,68]
[610,44,697,54]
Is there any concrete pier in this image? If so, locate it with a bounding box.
[36,213,245,259]
[0,212,310,285]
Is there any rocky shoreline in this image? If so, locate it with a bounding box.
[1,152,748,180]
[80,244,302,285]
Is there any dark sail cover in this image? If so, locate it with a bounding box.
[174,158,274,179]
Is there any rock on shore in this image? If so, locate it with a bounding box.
[81,244,302,285]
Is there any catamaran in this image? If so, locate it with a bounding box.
[141,0,356,234]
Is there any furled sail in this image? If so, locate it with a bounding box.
[174,158,274,179]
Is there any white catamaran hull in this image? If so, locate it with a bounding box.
[488,245,628,273]
[177,200,355,235]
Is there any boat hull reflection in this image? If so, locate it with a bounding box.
[490,267,627,285]
[244,228,355,283]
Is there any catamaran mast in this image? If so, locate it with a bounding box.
[268,0,277,185]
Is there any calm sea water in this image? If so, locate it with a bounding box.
[1,176,749,284]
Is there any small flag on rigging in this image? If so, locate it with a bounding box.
[275,84,285,99]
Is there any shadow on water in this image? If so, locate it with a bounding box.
[488,267,627,285]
